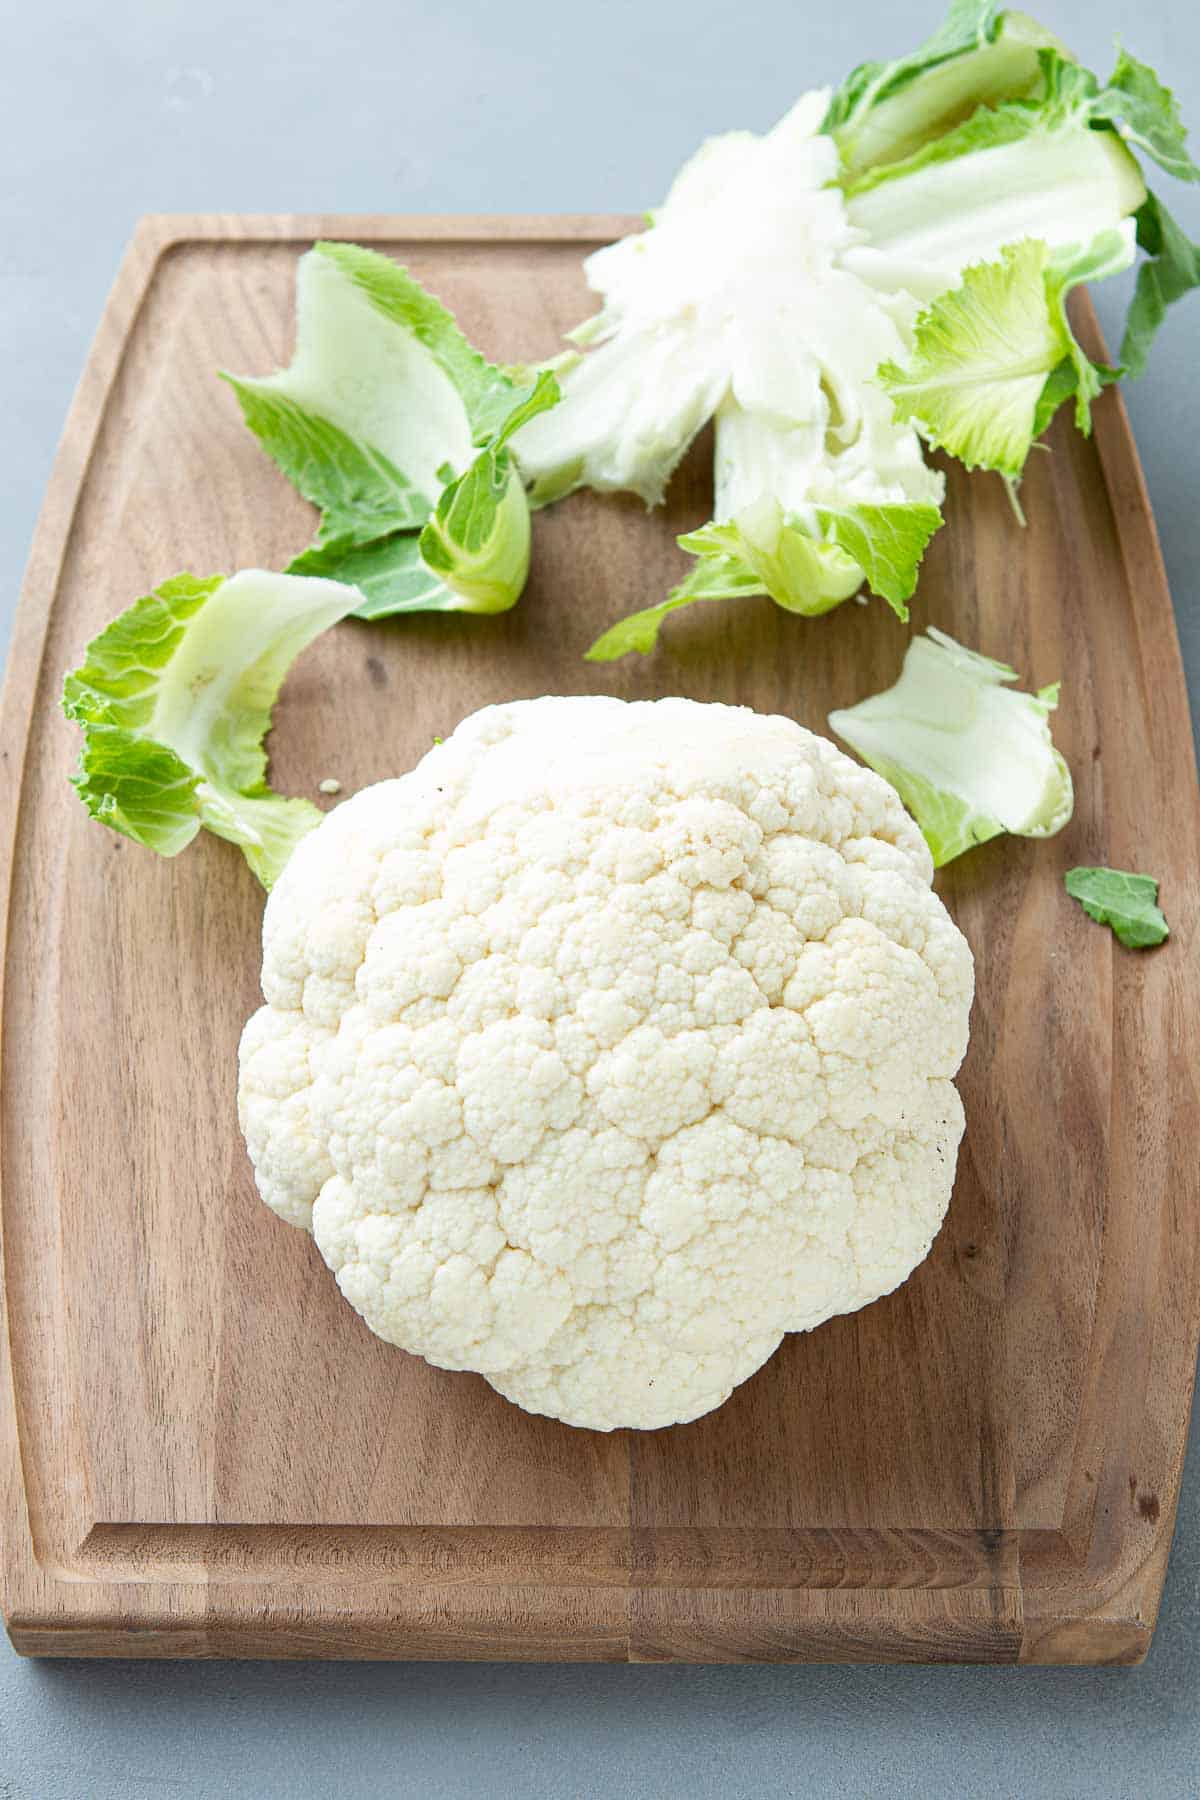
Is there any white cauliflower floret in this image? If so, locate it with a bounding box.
[238,696,973,1430]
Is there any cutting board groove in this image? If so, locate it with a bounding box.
[2,214,1198,1663]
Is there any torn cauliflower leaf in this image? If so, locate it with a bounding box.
[829,627,1073,865]
[515,94,946,651]
[224,242,558,620]
[62,569,361,888]
[518,10,1195,657]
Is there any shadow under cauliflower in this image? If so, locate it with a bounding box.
[238,696,973,1430]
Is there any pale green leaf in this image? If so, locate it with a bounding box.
[62,570,360,887]
[227,247,556,622]
[418,456,530,615]
[878,231,1130,478]
[825,2,1060,180]
[1039,226,1132,430]
[584,490,940,660]
[842,84,1034,200]
[311,241,522,442]
[417,370,557,614]
[682,504,865,619]
[841,41,1149,308]
[879,241,1065,476]
[229,245,475,511]
[829,626,1073,866]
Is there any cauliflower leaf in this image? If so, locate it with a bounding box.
[823,1,1058,180]
[878,231,1132,480]
[1064,866,1169,949]
[514,10,1196,662]
[587,495,942,660]
[62,569,360,887]
[1088,48,1200,188]
[1120,192,1200,379]
[225,243,558,620]
[829,626,1073,865]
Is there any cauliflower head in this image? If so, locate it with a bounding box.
[238,696,973,1430]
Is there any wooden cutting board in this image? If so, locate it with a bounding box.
[2,215,1198,1665]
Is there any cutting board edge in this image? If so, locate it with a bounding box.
[0,219,173,1673]
[0,1504,1167,1663]
[2,215,1198,1666]
[0,1575,1156,1668]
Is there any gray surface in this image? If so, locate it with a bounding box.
[3,1,1199,1794]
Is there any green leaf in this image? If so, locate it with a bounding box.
[222,380,431,548]
[878,233,1129,479]
[1090,49,1200,186]
[1040,227,1132,430]
[485,367,562,452]
[879,241,1064,476]
[585,552,766,661]
[825,1,1002,138]
[228,245,477,511]
[841,46,1119,199]
[227,246,558,622]
[289,533,455,619]
[706,494,942,618]
[813,500,943,619]
[839,33,1200,392]
[842,86,1034,200]
[416,369,557,614]
[287,374,558,620]
[584,490,941,660]
[1120,192,1200,378]
[67,728,210,857]
[838,37,1189,197]
[417,453,529,614]
[826,3,1061,181]
[62,570,360,887]
[1029,356,1081,440]
[1064,866,1169,948]
[828,626,1073,866]
[841,46,1147,304]
[312,241,521,443]
[682,504,865,618]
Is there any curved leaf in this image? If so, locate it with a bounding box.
[62,570,360,887]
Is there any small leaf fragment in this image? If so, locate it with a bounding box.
[1064,866,1169,948]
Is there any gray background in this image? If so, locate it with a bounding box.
[2,2,1198,1794]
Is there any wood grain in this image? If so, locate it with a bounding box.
[1,215,1198,1663]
